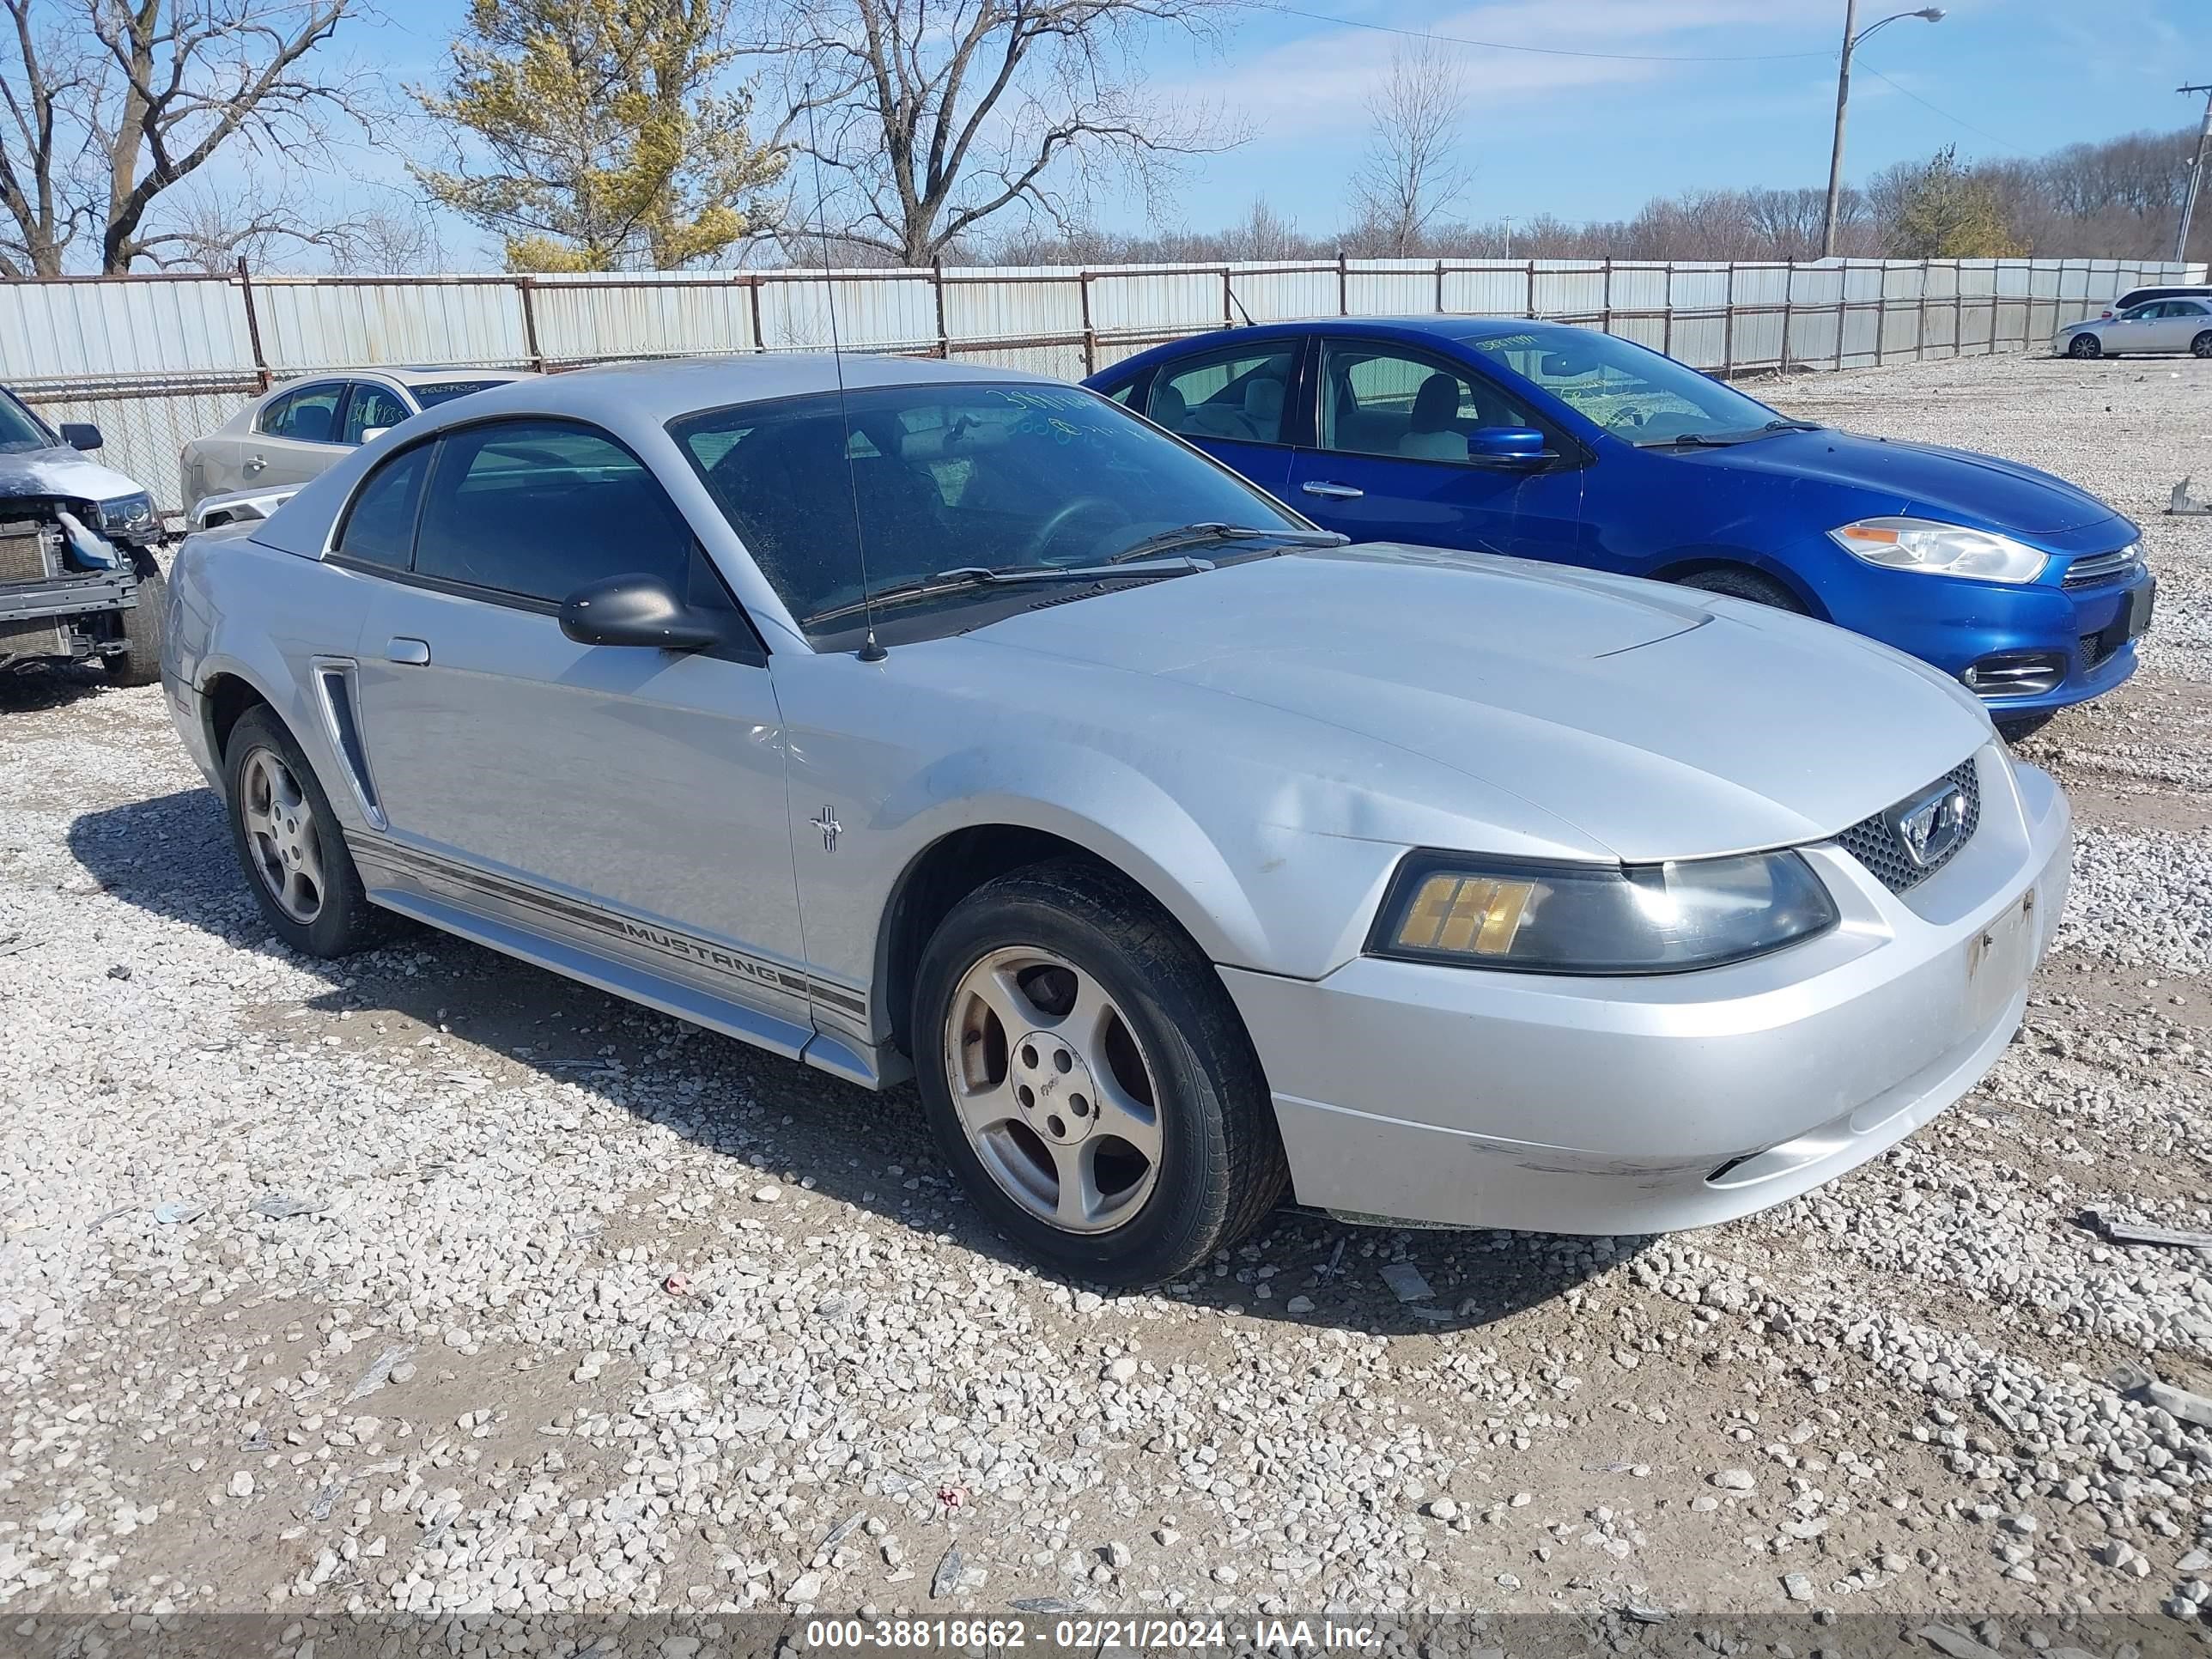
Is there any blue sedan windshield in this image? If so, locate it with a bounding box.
[1468,329,1790,446]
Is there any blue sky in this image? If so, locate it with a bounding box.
[331,0,2211,264]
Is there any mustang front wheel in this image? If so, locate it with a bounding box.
[914,859,1286,1285]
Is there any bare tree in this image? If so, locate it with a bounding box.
[326,202,445,274]
[744,0,1246,267]
[0,0,98,271]
[1346,36,1468,257]
[0,0,375,274]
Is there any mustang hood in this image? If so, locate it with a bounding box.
[975,545,1993,862]
[1687,428,2118,537]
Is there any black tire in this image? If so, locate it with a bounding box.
[1996,712,2056,744]
[2067,333,2102,360]
[1675,565,1808,614]
[912,858,1288,1286]
[104,564,165,687]
[2193,331,2212,360]
[222,705,391,957]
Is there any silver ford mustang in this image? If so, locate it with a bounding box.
[160,355,2071,1285]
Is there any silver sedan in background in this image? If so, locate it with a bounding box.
[161,356,2070,1285]
[179,366,533,522]
[2056,297,2212,359]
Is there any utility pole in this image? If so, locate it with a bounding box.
[1821,0,1860,260]
[2179,83,2212,265]
[1820,3,1946,259]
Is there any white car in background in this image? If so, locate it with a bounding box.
[179,368,533,522]
[2055,297,2212,360]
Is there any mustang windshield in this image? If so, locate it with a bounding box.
[1468,329,1797,447]
[671,384,1311,634]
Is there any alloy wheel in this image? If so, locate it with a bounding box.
[943,946,1162,1234]
[239,745,325,924]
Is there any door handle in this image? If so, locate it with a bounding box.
[243,454,266,473]
[1303,481,1364,500]
[385,636,431,665]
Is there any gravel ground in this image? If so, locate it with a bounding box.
[3,350,2211,1640]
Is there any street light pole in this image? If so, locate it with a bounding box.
[2179,83,2212,264]
[1820,4,1946,259]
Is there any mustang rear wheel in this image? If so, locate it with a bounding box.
[913,858,1286,1285]
[223,706,389,957]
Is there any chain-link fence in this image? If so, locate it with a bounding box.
[2,253,2198,518]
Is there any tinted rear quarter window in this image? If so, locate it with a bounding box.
[412,419,696,606]
[337,446,429,569]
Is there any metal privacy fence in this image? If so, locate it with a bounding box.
[1,253,2199,516]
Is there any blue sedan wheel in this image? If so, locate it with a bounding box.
[1678,566,1808,615]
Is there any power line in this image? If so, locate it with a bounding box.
[1256,3,1838,64]
[1856,64,2029,154]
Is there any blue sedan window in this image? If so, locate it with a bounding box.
[1469,329,1778,446]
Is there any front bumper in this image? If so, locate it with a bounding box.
[1222,747,2069,1235]
[1818,551,2151,719]
[0,571,137,626]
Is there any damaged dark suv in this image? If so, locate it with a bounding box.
[0,385,165,686]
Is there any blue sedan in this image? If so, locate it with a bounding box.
[1086,319,2152,736]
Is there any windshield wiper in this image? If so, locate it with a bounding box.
[1107,522,1349,562]
[1759,418,1822,434]
[1636,431,1751,449]
[803,557,1211,627]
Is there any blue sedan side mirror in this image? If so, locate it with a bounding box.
[1468,426,1550,464]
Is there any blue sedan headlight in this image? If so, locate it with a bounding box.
[1829,516,2046,584]
[1369,849,1838,975]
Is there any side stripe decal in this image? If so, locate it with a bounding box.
[349,836,869,1018]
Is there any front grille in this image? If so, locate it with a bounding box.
[1837,758,1982,895]
[0,518,58,585]
[2063,544,2140,588]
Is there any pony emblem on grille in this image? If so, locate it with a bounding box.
[1894,781,1969,869]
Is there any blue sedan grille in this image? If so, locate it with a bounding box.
[1837,759,1982,895]
[2062,545,2140,588]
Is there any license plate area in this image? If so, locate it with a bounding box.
[2126,576,2156,641]
[1965,893,2034,1030]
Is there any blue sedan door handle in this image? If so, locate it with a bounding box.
[386,636,431,665]
[1303,481,1364,500]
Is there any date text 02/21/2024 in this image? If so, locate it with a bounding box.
[801,1619,1381,1650]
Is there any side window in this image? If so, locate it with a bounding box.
[258,382,346,443]
[1322,344,1535,464]
[337,445,429,570]
[343,383,411,445]
[413,419,696,606]
[1151,347,1296,445]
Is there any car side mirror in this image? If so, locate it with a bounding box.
[58,422,102,452]
[359,426,390,445]
[558,573,723,651]
[1468,426,1552,465]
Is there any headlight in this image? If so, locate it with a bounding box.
[95,492,155,534]
[1369,849,1838,975]
[1828,516,2046,584]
